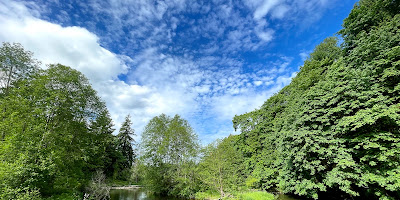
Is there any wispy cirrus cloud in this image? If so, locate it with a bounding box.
[28,0,339,56]
[125,46,296,142]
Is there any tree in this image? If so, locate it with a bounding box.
[198,135,244,198]
[140,114,199,197]
[0,63,112,198]
[117,115,136,168]
[0,42,40,141]
[141,114,198,165]
[88,110,118,177]
[0,42,40,96]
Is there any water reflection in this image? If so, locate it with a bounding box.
[110,189,302,200]
[110,188,182,200]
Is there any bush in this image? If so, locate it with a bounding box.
[0,187,41,200]
[45,193,81,200]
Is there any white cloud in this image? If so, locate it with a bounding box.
[0,1,41,18]
[125,46,297,141]
[248,0,338,31]
[210,72,295,121]
[254,81,263,86]
[253,0,280,20]
[300,51,310,61]
[0,4,126,83]
[271,4,290,19]
[256,29,274,42]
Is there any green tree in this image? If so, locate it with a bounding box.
[117,115,136,168]
[232,37,342,194]
[0,63,112,198]
[88,110,120,177]
[0,42,39,96]
[140,114,199,197]
[0,42,40,141]
[198,135,245,198]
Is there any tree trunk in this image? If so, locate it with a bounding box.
[5,64,13,96]
[219,166,224,197]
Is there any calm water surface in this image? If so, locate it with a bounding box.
[110,189,301,200]
[110,188,182,200]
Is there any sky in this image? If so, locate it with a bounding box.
[0,0,358,144]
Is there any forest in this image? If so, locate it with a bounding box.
[0,0,399,199]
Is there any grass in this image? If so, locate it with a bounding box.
[195,190,275,200]
[195,191,221,200]
[238,191,275,200]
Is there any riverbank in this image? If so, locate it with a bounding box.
[110,185,142,190]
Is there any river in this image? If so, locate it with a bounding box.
[110,188,182,200]
[110,188,301,200]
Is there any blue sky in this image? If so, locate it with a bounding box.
[0,0,358,144]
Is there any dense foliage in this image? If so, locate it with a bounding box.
[233,0,400,199]
[197,135,245,197]
[139,114,199,198]
[0,43,135,199]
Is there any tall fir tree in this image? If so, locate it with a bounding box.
[117,115,136,168]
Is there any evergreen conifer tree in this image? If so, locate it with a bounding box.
[117,115,136,167]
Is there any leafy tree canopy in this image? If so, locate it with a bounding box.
[233,0,400,199]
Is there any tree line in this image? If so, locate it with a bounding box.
[233,0,400,199]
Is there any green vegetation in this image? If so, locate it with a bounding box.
[1,0,399,199]
[197,135,245,197]
[238,191,275,200]
[234,0,400,199]
[139,114,199,198]
[0,43,136,199]
[194,191,221,200]
[194,190,274,200]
